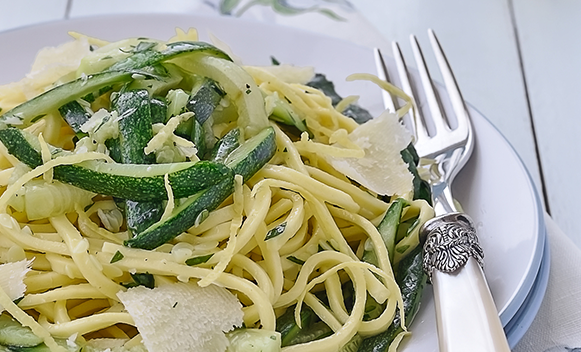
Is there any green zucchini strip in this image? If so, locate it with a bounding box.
[0,71,134,128]
[108,41,231,72]
[124,173,235,250]
[58,100,91,135]
[115,89,163,236]
[225,126,276,182]
[125,126,277,249]
[0,41,231,128]
[209,128,241,163]
[0,128,232,201]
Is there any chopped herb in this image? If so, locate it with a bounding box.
[270,56,280,65]
[287,256,305,265]
[185,253,214,266]
[13,297,23,305]
[283,147,288,153]
[110,251,124,264]
[172,302,178,308]
[122,272,155,289]
[265,222,287,240]
[245,89,252,94]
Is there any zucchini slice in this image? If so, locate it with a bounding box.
[108,41,231,72]
[0,41,231,129]
[209,128,240,163]
[0,70,134,128]
[124,173,235,250]
[0,315,43,348]
[116,89,155,165]
[53,160,231,201]
[225,126,276,182]
[187,77,226,125]
[58,100,91,135]
[150,96,168,124]
[125,126,277,249]
[115,89,163,236]
[0,127,231,201]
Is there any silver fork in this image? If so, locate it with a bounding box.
[376,30,511,351]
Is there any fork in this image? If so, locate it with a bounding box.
[376,30,511,351]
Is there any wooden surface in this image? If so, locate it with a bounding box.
[0,0,577,247]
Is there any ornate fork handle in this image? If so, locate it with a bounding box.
[422,213,484,281]
[420,213,510,352]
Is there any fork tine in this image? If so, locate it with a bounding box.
[428,29,469,135]
[410,34,449,136]
[373,48,397,113]
[391,40,423,141]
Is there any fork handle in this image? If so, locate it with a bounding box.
[421,213,511,352]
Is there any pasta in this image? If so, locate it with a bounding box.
[0,28,434,352]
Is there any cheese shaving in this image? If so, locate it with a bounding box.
[0,259,33,311]
[117,282,243,352]
[328,110,414,196]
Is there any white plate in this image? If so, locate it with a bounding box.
[0,14,546,351]
[504,233,550,348]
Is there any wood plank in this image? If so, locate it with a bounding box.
[512,0,581,246]
[0,0,68,32]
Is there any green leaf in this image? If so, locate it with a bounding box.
[185,253,214,266]
[110,250,124,264]
[401,143,432,205]
[286,256,305,265]
[265,222,287,240]
[122,272,155,289]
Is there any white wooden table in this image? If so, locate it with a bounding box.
[0,0,575,247]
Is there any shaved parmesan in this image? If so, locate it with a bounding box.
[117,282,243,352]
[0,259,33,312]
[328,110,413,196]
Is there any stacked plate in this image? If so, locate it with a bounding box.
[0,14,549,350]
